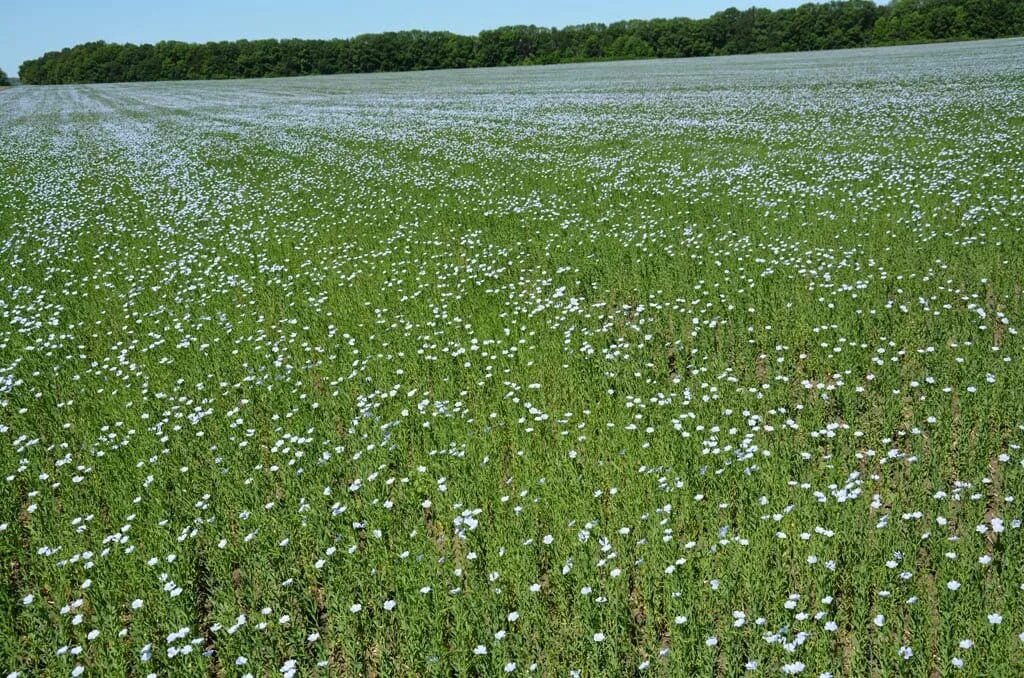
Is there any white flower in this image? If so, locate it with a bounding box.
[947,580,960,591]
[988,613,1003,625]
[350,603,362,613]
[507,611,519,622]
[542,534,554,545]
[781,661,805,674]
[593,632,606,642]
[898,646,913,660]
[21,594,34,605]
[383,599,397,611]
[504,662,517,673]
[473,645,488,655]
[873,614,885,627]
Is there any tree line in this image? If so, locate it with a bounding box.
[0,69,9,86]
[18,0,1024,85]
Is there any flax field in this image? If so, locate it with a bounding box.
[2,38,1024,676]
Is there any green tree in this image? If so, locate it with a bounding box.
[606,35,656,59]
[15,1,1024,85]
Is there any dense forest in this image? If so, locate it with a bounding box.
[0,69,9,86]
[18,0,1024,84]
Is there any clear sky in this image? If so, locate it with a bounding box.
[2,0,808,77]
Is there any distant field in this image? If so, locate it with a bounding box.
[1,39,1023,676]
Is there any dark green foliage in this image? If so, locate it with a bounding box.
[0,68,9,86]
[17,0,1024,84]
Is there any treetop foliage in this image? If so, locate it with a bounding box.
[18,0,1024,84]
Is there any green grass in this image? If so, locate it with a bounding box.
[1,39,1024,676]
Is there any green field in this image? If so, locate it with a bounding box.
[2,39,1024,676]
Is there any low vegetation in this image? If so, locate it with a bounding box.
[2,38,1024,676]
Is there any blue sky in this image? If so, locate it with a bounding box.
[2,0,808,77]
